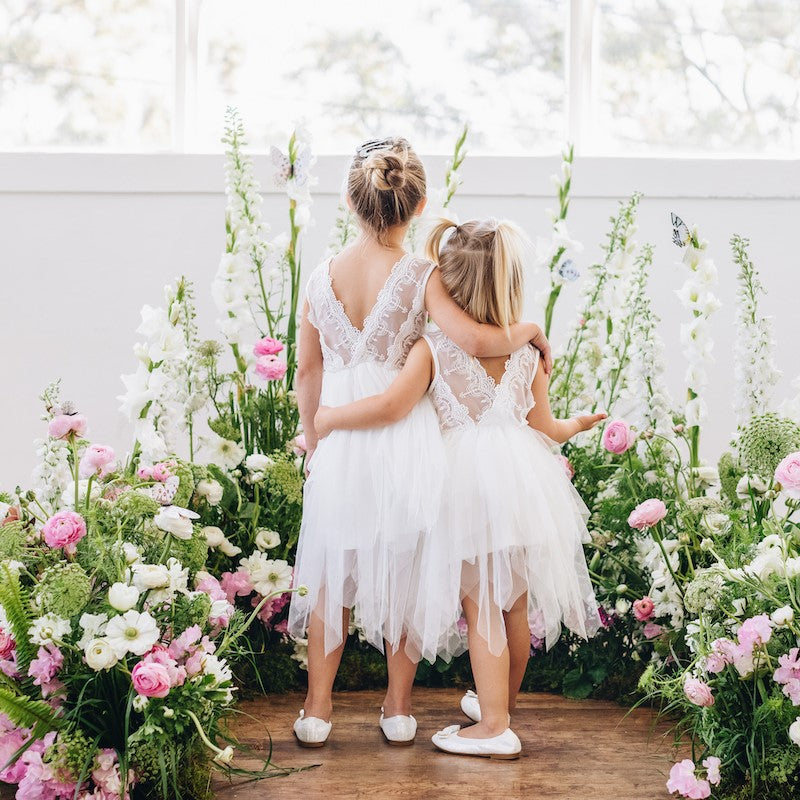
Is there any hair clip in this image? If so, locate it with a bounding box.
[356,137,394,158]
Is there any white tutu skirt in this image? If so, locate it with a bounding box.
[288,361,445,655]
[407,423,601,663]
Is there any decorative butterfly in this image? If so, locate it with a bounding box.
[270,145,312,188]
[671,212,691,248]
[150,475,179,506]
[557,259,580,282]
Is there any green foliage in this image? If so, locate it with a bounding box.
[0,566,37,672]
[33,562,92,618]
[738,414,800,478]
[164,529,209,576]
[0,521,27,559]
[718,451,743,505]
[0,685,62,738]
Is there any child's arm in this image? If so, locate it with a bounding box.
[314,339,434,438]
[527,358,606,444]
[425,269,552,372]
[295,301,324,466]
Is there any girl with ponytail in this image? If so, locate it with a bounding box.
[314,218,605,759]
[289,140,552,749]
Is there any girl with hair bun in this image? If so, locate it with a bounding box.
[314,217,605,759]
[288,139,552,748]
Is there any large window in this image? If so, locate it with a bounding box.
[0,0,797,155]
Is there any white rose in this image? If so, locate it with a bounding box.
[790,718,800,747]
[153,505,199,540]
[255,529,281,551]
[132,564,170,591]
[196,480,223,506]
[245,453,273,474]
[219,538,242,557]
[108,582,140,612]
[84,638,119,671]
[202,526,226,548]
[772,606,795,627]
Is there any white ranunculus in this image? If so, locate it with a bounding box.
[133,563,170,591]
[772,606,795,627]
[245,453,273,474]
[104,610,160,657]
[202,526,226,548]
[84,638,119,671]
[121,542,142,564]
[219,538,242,557]
[196,479,223,506]
[153,505,199,540]
[255,529,281,551]
[790,718,800,747]
[108,582,140,612]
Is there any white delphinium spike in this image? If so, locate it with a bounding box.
[731,235,781,429]
[31,381,72,513]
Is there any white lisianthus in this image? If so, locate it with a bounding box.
[108,583,140,612]
[772,606,795,627]
[153,505,199,539]
[29,614,71,645]
[239,553,293,596]
[202,526,226,548]
[84,638,119,671]
[77,612,108,649]
[196,479,224,506]
[132,563,170,592]
[255,529,280,551]
[105,610,160,657]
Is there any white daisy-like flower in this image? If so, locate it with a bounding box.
[105,610,160,657]
[29,613,71,645]
[239,553,293,596]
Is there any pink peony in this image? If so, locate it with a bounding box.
[633,597,655,622]
[131,660,172,698]
[737,614,772,652]
[667,759,711,799]
[643,622,663,639]
[42,510,87,555]
[775,451,800,500]
[0,628,15,660]
[684,676,715,707]
[253,336,284,357]
[556,454,575,480]
[602,419,635,454]
[627,498,667,530]
[47,413,87,440]
[254,354,287,382]
[79,444,116,479]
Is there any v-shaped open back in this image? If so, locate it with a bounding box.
[305,253,436,372]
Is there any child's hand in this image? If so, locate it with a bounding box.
[314,406,334,439]
[575,412,607,432]
[530,325,553,374]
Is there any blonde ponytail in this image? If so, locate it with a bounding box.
[491,221,525,329]
[425,219,458,263]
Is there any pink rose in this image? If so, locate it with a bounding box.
[737,614,772,652]
[47,413,87,440]
[79,444,116,479]
[633,597,655,622]
[0,629,15,660]
[667,759,711,799]
[683,676,714,707]
[643,622,663,639]
[253,336,284,357]
[255,354,287,382]
[602,419,635,454]
[556,454,575,480]
[775,451,800,500]
[42,511,87,555]
[131,660,172,698]
[627,498,667,530]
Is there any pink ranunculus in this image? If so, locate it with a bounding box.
[47,413,87,440]
[667,759,711,799]
[627,498,667,530]
[556,454,575,480]
[254,354,287,382]
[273,618,289,635]
[141,645,186,688]
[775,451,800,500]
[684,676,715,707]
[633,597,655,622]
[704,652,727,674]
[79,444,117,479]
[137,465,154,480]
[42,510,87,555]
[291,434,308,457]
[131,660,172,698]
[737,613,772,652]
[0,629,15,660]
[253,336,284,357]
[643,622,663,639]
[602,419,635,454]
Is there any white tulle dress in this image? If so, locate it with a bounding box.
[407,330,601,663]
[288,253,445,655]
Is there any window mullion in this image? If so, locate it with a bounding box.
[173,0,186,152]
[568,0,597,155]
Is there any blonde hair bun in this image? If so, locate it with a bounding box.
[364,150,408,191]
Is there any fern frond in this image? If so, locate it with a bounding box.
[0,685,62,735]
[0,565,36,672]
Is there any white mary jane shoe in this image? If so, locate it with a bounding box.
[460,689,482,722]
[379,708,417,746]
[293,709,332,748]
[431,724,521,760]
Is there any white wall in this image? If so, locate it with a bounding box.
[1,153,799,490]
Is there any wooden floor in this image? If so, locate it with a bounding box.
[213,689,683,800]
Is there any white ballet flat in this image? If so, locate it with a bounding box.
[460,689,482,722]
[431,724,521,760]
[379,707,417,746]
[293,709,332,748]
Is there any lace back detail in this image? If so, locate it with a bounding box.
[425,331,539,432]
[305,254,435,371]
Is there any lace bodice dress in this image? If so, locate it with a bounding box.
[288,254,446,656]
[406,330,601,663]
